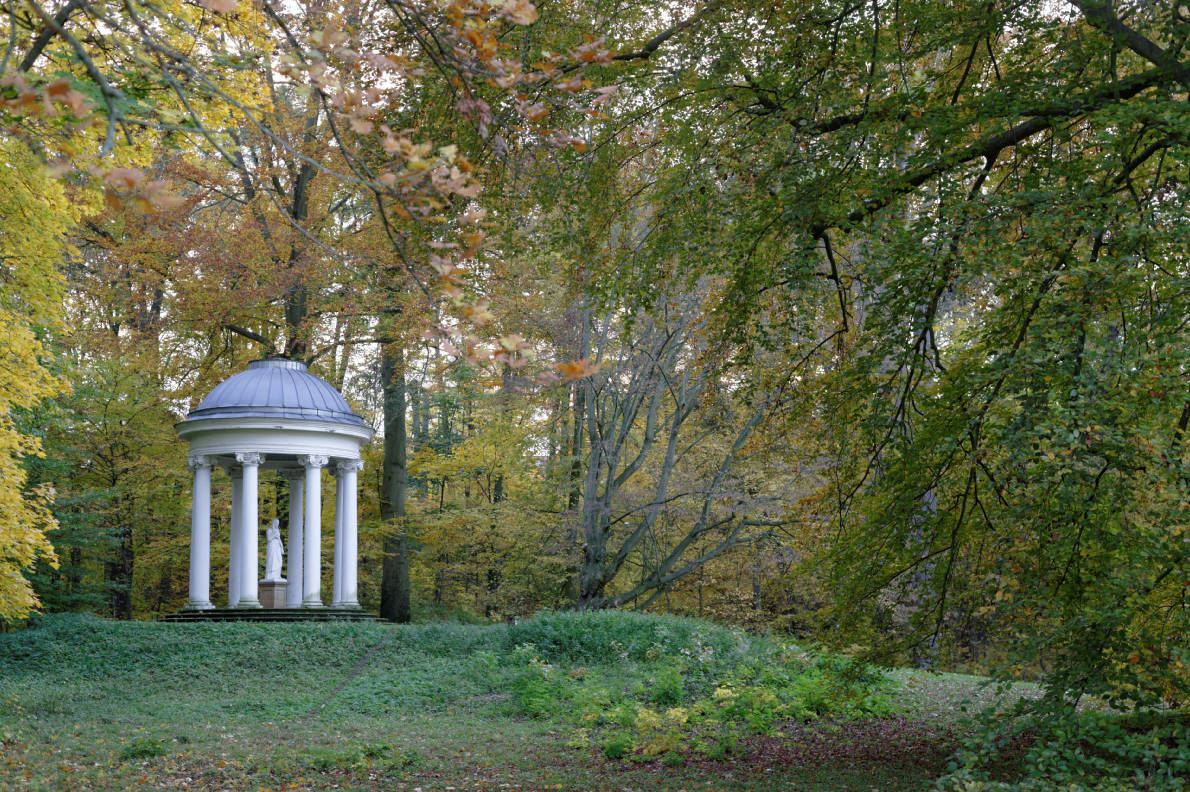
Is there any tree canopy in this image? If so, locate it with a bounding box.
[1,0,1188,712]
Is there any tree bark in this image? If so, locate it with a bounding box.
[283,159,316,360]
[568,304,590,510]
[379,342,410,622]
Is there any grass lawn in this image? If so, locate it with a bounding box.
[0,613,1027,791]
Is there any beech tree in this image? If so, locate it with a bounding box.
[556,0,1190,704]
[0,142,81,622]
[5,0,1188,714]
[573,285,791,609]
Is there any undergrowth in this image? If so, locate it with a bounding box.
[504,612,896,762]
[937,703,1190,792]
[2,610,895,766]
[5,610,1184,789]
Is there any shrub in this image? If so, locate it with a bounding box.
[632,705,689,757]
[550,627,898,763]
[118,738,167,761]
[937,705,1190,792]
[600,732,633,759]
[509,644,570,718]
[505,610,747,665]
[649,664,685,706]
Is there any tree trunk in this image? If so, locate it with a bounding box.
[283,158,316,359]
[379,342,410,622]
[106,525,133,619]
[567,380,585,511]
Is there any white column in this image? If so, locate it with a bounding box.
[228,465,242,607]
[332,465,345,607]
[301,454,328,608]
[185,455,214,610]
[284,470,305,609]
[337,459,363,609]
[235,452,264,608]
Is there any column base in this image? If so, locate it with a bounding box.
[234,597,263,609]
[183,599,215,611]
[302,598,326,609]
[337,600,361,610]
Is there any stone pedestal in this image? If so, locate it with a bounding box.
[259,580,287,609]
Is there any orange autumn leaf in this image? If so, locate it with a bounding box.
[462,299,495,326]
[556,358,598,379]
[144,180,184,210]
[498,333,527,352]
[503,0,538,25]
[44,80,91,115]
[103,168,145,190]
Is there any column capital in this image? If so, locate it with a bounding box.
[283,468,306,483]
[335,458,365,476]
[300,454,329,469]
[235,451,265,467]
[187,454,213,472]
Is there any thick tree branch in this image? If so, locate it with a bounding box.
[613,1,721,63]
[1070,0,1190,85]
[223,324,274,351]
[827,66,1185,232]
[18,0,80,71]
[25,0,122,153]
[559,1,721,74]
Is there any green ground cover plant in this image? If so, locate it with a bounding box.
[504,614,896,763]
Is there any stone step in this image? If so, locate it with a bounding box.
[159,608,381,623]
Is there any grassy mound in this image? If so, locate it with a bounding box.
[0,612,983,791]
[3,612,1180,791]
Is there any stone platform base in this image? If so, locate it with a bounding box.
[259,580,286,608]
[160,608,379,623]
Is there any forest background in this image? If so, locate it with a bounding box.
[1,0,1188,716]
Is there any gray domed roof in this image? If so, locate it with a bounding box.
[182,358,365,426]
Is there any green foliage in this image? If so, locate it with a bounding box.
[498,612,895,763]
[937,705,1190,792]
[599,732,632,760]
[23,357,189,619]
[118,738,167,761]
[649,664,685,706]
[509,644,568,718]
[504,610,747,665]
[0,610,990,791]
[0,140,81,623]
[299,744,419,773]
[516,0,1190,708]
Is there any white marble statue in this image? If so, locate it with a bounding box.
[263,518,285,582]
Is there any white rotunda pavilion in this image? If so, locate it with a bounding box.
[176,358,374,611]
